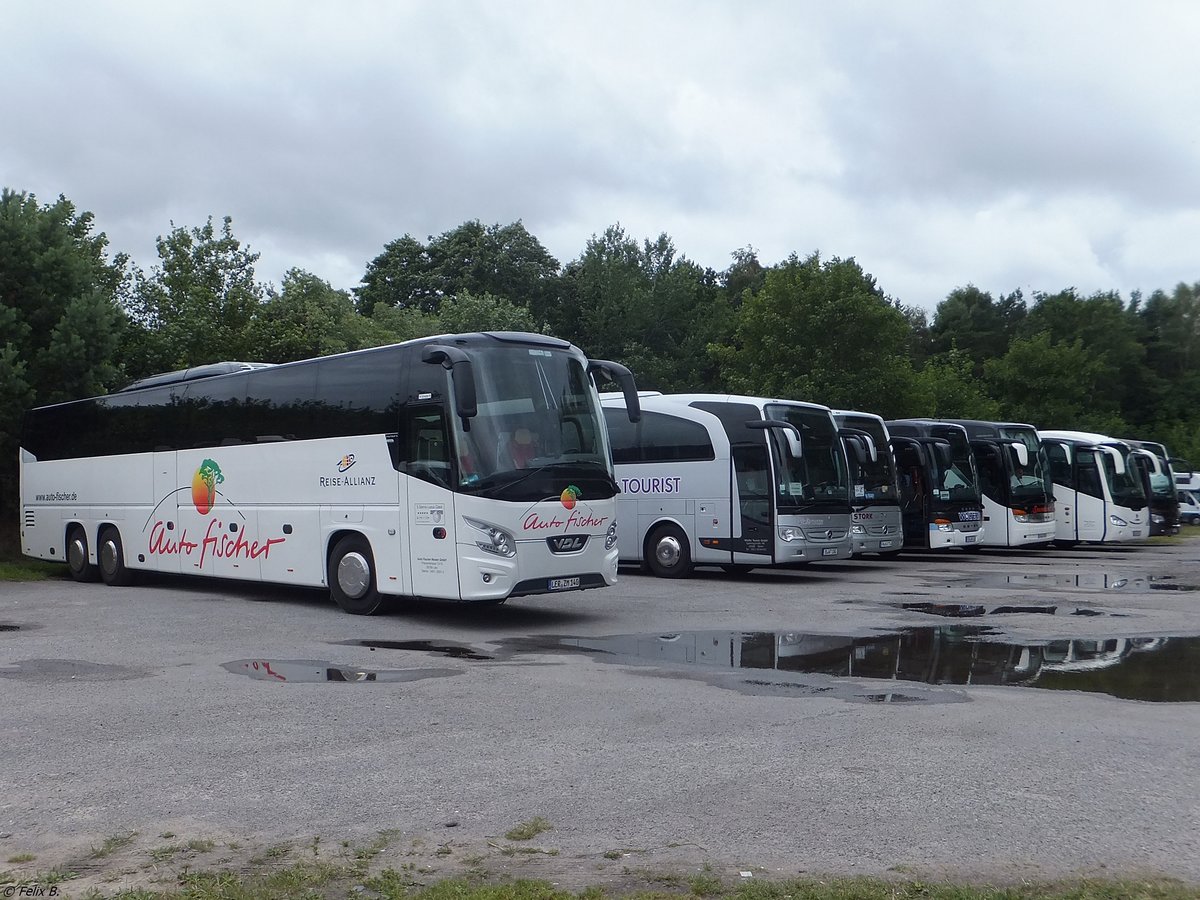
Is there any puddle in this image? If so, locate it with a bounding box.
[360,630,1200,703]
[954,573,1199,592]
[0,659,149,682]
[900,602,1114,618]
[0,624,21,632]
[338,640,495,660]
[221,659,463,683]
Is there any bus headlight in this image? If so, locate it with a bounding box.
[778,526,802,542]
[1109,515,1128,527]
[463,517,516,558]
[851,524,866,535]
[605,521,618,550]
[934,518,953,532]
[1151,513,1165,525]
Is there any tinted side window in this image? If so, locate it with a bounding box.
[312,350,402,439]
[246,365,318,442]
[1077,449,1104,499]
[602,409,715,464]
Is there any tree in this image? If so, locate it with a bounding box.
[124,216,265,376]
[0,188,127,517]
[248,269,373,363]
[929,285,1026,371]
[911,349,1001,419]
[560,226,730,391]
[713,251,918,416]
[983,332,1126,433]
[435,291,539,334]
[356,220,561,318]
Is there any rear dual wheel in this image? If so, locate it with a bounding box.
[66,525,99,583]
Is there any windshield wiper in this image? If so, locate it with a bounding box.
[462,460,614,496]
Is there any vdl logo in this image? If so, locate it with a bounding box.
[337,453,356,473]
[191,459,225,515]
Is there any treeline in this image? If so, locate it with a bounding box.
[3,187,1199,516]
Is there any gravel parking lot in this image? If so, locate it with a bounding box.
[2,537,1199,889]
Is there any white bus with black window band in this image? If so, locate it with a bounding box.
[19,332,640,614]
[600,393,853,577]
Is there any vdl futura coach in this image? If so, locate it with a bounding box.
[1038,430,1147,545]
[885,420,985,550]
[599,393,854,577]
[940,419,1056,548]
[19,332,641,614]
[829,409,903,556]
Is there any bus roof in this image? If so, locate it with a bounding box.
[601,392,833,413]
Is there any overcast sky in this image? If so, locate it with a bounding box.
[4,1,1199,312]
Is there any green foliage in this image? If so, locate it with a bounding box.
[437,291,540,334]
[357,220,561,317]
[560,226,732,391]
[123,215,265,375]
[248,268,373,363]
[930,285,1026,371]
[911,349,1001,419]
[714,251,918,416]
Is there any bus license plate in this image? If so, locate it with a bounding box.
[964,535,977,543]
[548,577,580,591]
[822,548,838,556]
[879,540,894,549]
[1132,530,1143,538]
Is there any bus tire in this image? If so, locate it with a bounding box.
[646,524,693,578]
[329,535,387,615]
[97,526,136,587]
[66,525,99,583]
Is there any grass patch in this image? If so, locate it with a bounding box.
[5,853,34,864]
[0,558,63,581]
[185,838,216,853]
[90,831,137,859]
[505,817,552,842]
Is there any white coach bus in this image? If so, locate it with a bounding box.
[19,332,640,614]
[599,393,853,577]
[829,409,903,556]
[1037,430,1147,544]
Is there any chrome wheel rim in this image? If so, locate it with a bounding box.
[655,535,682,568]
[68,536,87,572]
[99,538,119,577]
[337,552,371,599]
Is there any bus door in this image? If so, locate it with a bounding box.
[690,402,775,563]
[150,450,180,574]
[401,403,460,599]
[969,441,1008,544]
[731,442,774,562]
[1044,440,1077,541]
[891,438,927,547]
[1072,448,1109,541]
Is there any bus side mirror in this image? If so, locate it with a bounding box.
[1009,442,1029,467]
[421,344,477,422]
[838,427,877,462]
[1103,446,1126,475]
[587,360,640,423]
[748,420,803,458]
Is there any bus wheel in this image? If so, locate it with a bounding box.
[66,525,99,583]
[98,526,136,586]
[646,524,693,578]
[329,535,387,615]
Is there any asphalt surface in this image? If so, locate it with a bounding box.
[2,536,1199,886]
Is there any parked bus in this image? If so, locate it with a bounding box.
[939,420,1056,548]
[599,393,853,577]
[1036,430,1147,544]
[830,409,903,556]
[19,332,641,614]
[1121,439,1181,535]
[884,420,985,550]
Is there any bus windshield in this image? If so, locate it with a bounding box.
[930,428,981,503]
[840,416,897,505]
[999,427,1053,503]
[764,404,849,510]
[451,346,613,498]
[1102,449,1147,509]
